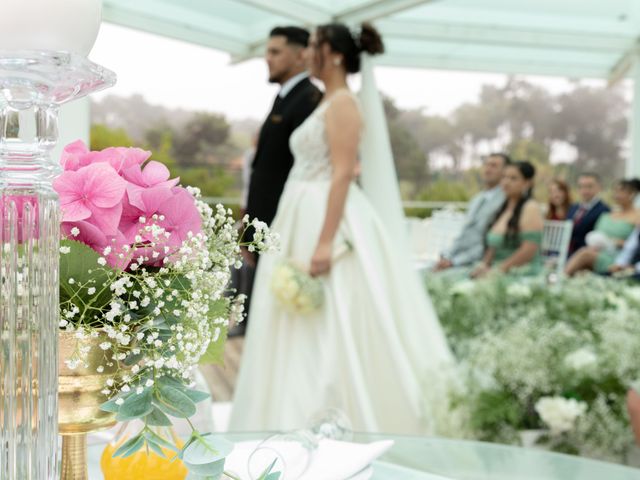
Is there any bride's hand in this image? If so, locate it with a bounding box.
[310,241,332,277]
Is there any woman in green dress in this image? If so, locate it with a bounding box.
[565,179,640,276]
[472,161,544,278]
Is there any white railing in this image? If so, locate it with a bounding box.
[202,197,469,212]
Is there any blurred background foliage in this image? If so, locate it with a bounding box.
[90,77,628,214]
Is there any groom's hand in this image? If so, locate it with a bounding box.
[310,241,332,277]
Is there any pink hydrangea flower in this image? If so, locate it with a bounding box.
[55,140,203,271]
[120,186,202,266]
[53,162,127,235]
[122,161,180,211]
[60,140,91,171]
[60,140,151,173]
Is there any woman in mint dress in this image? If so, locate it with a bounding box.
[565,179,640,276]
[472,161,544,278]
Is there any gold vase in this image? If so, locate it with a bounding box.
[58,331,122,480]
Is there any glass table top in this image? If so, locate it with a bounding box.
[87,431,640,479]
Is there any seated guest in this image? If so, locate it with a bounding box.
[565,179,640,276]
[435,153,509,271]
[607,225,640,279]
[567,172,610,256]
[472,161,544,278]
[546,179,571,220]
[628,387,640,445]
[633,178,640,209]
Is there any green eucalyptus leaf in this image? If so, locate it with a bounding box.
[116,388,153,421]
[123,351,144,367]
[143,428,179,452]
[183,458,225,477]
[145,438,167,458]
[157,375,190,390]
[182,435,233,466]
[257,459,282,480]
[262,471,282,480]
[145,407,173,427]
[182,435,232,477]
[178,437,196,460]
[100,392,131,413]
[153,384,196,418]
[183,389,210,404]
[156,376,197,400]
[113,433,144,458]
[185,473,220,480]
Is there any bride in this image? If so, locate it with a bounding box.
[230,23,454,434]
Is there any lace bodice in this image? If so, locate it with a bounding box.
[289,90,359,181]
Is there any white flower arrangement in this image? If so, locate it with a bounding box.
[53,142,281,476]
[506,283,532,299]
[535,396,588,435]
[564,348,598,372]
[426,273,640,462]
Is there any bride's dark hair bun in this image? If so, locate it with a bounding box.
[316,22,385,74]
[358,23,384,56]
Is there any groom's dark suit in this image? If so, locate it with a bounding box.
[246,77,322,231]
[230,76,321,337]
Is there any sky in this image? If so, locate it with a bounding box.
[90,23,599,122]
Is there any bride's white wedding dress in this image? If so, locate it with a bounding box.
[230,91,454,434]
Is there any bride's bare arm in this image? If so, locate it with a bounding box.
[310,94,362,276]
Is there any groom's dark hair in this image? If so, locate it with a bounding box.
[269,26,310,48]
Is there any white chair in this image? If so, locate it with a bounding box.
[407,208,467,267]
[541,220,573,275]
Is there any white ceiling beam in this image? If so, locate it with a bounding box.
[377,19,632,53]
[233,0,331,25]
[380,53,608,79]
[418,3,637,36]
[336,0,437,24]
[106,0,248,40]
[608,39,640,86]
[232,0,438,63]
[103,2,249,56]
[231,44,264,64]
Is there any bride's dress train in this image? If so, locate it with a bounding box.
[230,91,454,434]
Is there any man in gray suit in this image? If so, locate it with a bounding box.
[435,153,511,271]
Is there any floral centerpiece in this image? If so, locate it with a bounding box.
[54,140,278,477]
[427,273,640,463]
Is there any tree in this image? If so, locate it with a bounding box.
[383,97,430,195]
[178,167,234,197]
[172,113,231,167]
[555,86,627,182]
[90,124,135,151]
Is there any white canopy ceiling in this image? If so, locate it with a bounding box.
[102,0,640,80]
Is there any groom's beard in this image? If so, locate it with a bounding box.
[269,68,302,85]
[269,72,287,84]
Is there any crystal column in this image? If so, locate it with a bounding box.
[0,51,115,480]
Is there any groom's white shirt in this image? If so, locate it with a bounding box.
[278,71,309,99]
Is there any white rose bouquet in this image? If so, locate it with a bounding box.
[271,241,351,315]
[271,261,324,315]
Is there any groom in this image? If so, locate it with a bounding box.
[234,26,321,336]
[246,26,321,233]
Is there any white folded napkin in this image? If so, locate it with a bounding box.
[223,438,394,480]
